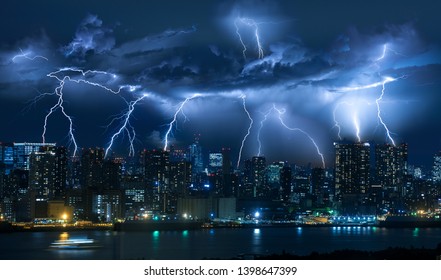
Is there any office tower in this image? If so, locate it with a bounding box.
[280,165,292,202]
[208,152,223,173]
[335,141,371,195]
[311,168,325,197]
[310,167,325,206]
[143,149,170,213]
[102,158,122,190]
[433,152,441,183]
[267,162,284,186]
[4,169,29,221]
[28,146,67,199]
[92,190,123,222]
[0,143,14,174]
[170,161,192,197]
[80,148,105,191]
[251,156,267,198]
[67,156,81,189]
[266,161,284,200]
[334,141,370,214]
[375,143,408,195]
[188,135,203,175]
[221,148,234,197]
[208,152,223,195]
[169,145,187,163]
[13,142,56,170]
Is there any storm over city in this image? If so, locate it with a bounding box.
[0,0,440,167]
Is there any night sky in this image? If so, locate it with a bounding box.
[1,0,440,168]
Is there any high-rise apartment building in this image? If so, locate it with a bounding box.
[80,148,105,191]
[28,146,67,199]
[143,149,170,213]
[334,141,370,214]
[375,143,408,195]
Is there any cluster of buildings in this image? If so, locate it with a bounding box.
[0,138,440,223]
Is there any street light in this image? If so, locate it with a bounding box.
[254,211,260,219]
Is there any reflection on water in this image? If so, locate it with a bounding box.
[1,227,441,260]
[331,226,381,236]
[413,228,420,237]
[152,230,160,253]
[60,232,69,241]
[252,228,262,250]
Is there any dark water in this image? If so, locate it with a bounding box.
[1,226,441,259]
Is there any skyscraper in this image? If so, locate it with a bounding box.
[80,148,105,191]
[221,148,234,197]
[170,161,192,197]
[280,165,292,202]
[188,135,203,175]
[433,152,441,183]
[375,143,408,195]
[28,146,67,199]
[143,149,170,213]
[208,152,223,173]
[251,156,267,198]
[13,142,56,170]
[0,142,14,174]
[334,141,370,214]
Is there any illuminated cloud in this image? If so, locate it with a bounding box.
[62,15,115,59]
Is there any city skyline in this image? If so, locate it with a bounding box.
[1,0,441,168]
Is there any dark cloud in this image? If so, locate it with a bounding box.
[62,14,115,59]
[146,64,197,82]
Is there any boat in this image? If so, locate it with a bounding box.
[50,238,101,250]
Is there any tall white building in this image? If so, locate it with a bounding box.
[433,152,441,182]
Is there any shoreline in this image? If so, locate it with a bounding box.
[2,219,441,233]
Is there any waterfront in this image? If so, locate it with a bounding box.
[1,226,440,260]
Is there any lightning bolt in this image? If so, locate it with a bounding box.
[163,93,202,151]
[41,75,78,156]
[234,17,264,59]
[332,102,349,140]
[12,48,48,62]
[338,79,393,92]
[332,101,362,141]
[42,68,142,157]
[353,113,361,142]
[49,68,134,95]
[105,93,149,158]
[257,107,272,156]
[333,76,407,146]
[375,44,388,62]
[372,43,407,145]
[273,105,325,168]
[236,95,254,169]
[375,43,406,62]
[376,77,396,146]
